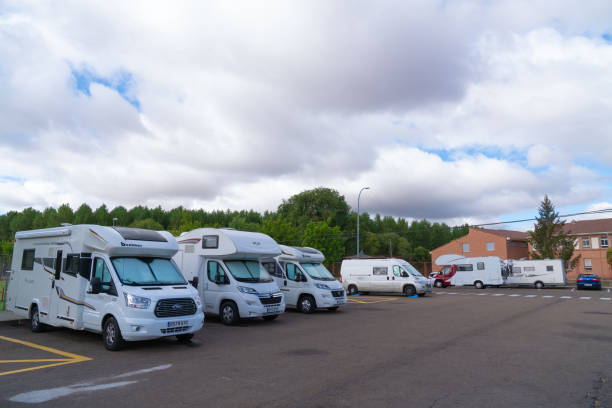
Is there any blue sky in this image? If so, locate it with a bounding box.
[1,1,612,230]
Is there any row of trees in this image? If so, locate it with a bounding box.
[0,188,469,266]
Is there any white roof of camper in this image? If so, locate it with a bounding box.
[177,228,281,259]
[434,254,500,266]
[15,225,178,258]
[277,245,325,263]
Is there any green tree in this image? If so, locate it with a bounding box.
[94,204,112,226]
[179,212,201,233]
[301,218,346,266]
[57,204,74,224]
[110,206,129,227]
[260,215,301,246]
[42,207,59,228]
[528,195,580,268]
[129,218,164,231]
[74,204,95,224]
[278,187,350,229]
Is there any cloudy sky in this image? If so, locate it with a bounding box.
[1,0,612,229]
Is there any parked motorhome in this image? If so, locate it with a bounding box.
[340,258,432,296]
[433,255,504,288]
[503,259,566,289]
[260,245,346,313]
[174,228,285,325]
[6,225,204,350]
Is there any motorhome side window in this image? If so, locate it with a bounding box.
[392,265,402,277]
[92,258,117,295]
[524,267,535,272]
[208,261,227,283]
[477,262,485,270]
[512,266,521,274]
[202,235,219,249]
[457,264,473,272]
[285,263,298,281]
[64,254,80,276]
[373,267,388,275]
[262,261,283,278]
[21,249,35,270]
[546,265,554,271]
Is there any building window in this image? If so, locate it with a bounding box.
[584,259,592,271]
[462,243,470,253]
[486,242,495,251]
[601,237,609,248]
[574,239,579,249]
[582,237,590,249]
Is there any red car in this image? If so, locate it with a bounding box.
[432,264,457,288]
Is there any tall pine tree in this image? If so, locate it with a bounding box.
[528,195,580,268]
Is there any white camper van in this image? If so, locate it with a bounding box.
[174,228,285,325]
[340,258,432,296]
[503,259,566,289]
[261,246,346,313]
[5,225,204,351]
[434,255,504,288]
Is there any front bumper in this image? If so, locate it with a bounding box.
[240,296,286,318]
[314,291,347,308]
[120,311,205,341]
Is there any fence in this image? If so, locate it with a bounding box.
[0,255,10,311]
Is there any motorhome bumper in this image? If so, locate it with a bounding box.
[314,291,347,308]
[119,311,205,341]
[241,293,285,317]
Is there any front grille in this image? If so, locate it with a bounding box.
[160,326,191,334]
[332,290,344,298]
[155,298,196,318]
[259,295,282,305]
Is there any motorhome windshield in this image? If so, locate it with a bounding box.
[225,260,273,283]
[301,263,336,281]
[401,263,424,277]
[111,257,186,286]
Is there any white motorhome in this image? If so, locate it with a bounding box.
[340,258,432,296]
[261,246,346,313]
[174,228,285,325]
[503,259,566,289]
[5,225,204,351]
[434,255,504,288]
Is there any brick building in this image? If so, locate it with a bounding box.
[535,218,612,280]
[431,227,529,266]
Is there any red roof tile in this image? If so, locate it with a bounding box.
[562,218,612,235]
[473,227,529,241]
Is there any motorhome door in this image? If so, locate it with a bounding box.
[205,260,229,314]
[83,256,118,331]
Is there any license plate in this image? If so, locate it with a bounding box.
[168,320,188,328]
[335,298,346,305]
[265,305,281,313]
[584,283,592,286]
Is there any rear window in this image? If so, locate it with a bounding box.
[21,249,35,270]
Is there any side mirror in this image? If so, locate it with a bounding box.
[191,276,199,289]
[91,277,102,294]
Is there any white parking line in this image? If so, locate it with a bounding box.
[542,295,555,298]
[524,295,537,298]
[579,297,592,300]
[600,298,611,301]
[476,293,488,296]
[508,294,522,297]
[560,296,573,299]
[492,294,505,296]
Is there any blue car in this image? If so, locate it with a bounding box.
[576,273,602,290]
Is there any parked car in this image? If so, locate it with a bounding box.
[576,273,602,290]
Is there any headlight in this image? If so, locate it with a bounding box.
[123,292,151,309]
[238,286,258,294]
[315,283,331,290]
[194,293,202,306]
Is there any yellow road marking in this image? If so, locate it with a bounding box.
[0,335,92,377]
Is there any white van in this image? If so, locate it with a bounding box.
[340,258,432,296]
[5,225,204,351]
[261,246,346,313]
[434,255,504,288]
[503,259,566,289]
[174,228,285,325]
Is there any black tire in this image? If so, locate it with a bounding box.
[103,317,125,351]
[30,305,45,333]
[298,295,316,314]
[220,301,239,325]
[347,285,358,295]
[435,280,444,288]
[534,281,544,289]
[263,314,278,321]
[474,281,484,289]
[328,307,339,312]
[176,333,194,342]
[403,285,416,296]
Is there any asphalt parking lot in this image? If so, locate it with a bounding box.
[1,286,612,408]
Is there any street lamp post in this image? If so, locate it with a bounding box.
[112,218,118,227]
[356,186,370,257]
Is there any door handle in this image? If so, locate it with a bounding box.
[387,276,389,280]
[284,280,287,286]
[392,277,395,280]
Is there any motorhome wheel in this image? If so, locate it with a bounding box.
[220,301,239,325]
[263,314,278,321]
[298,295,316,314]
[347,285,358,295]
[474,281,484,289]
[403,285,416,296]
[103,317,125,351]
[30,305,45,333]
[535,281,544,289]
[435,280,443,288]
